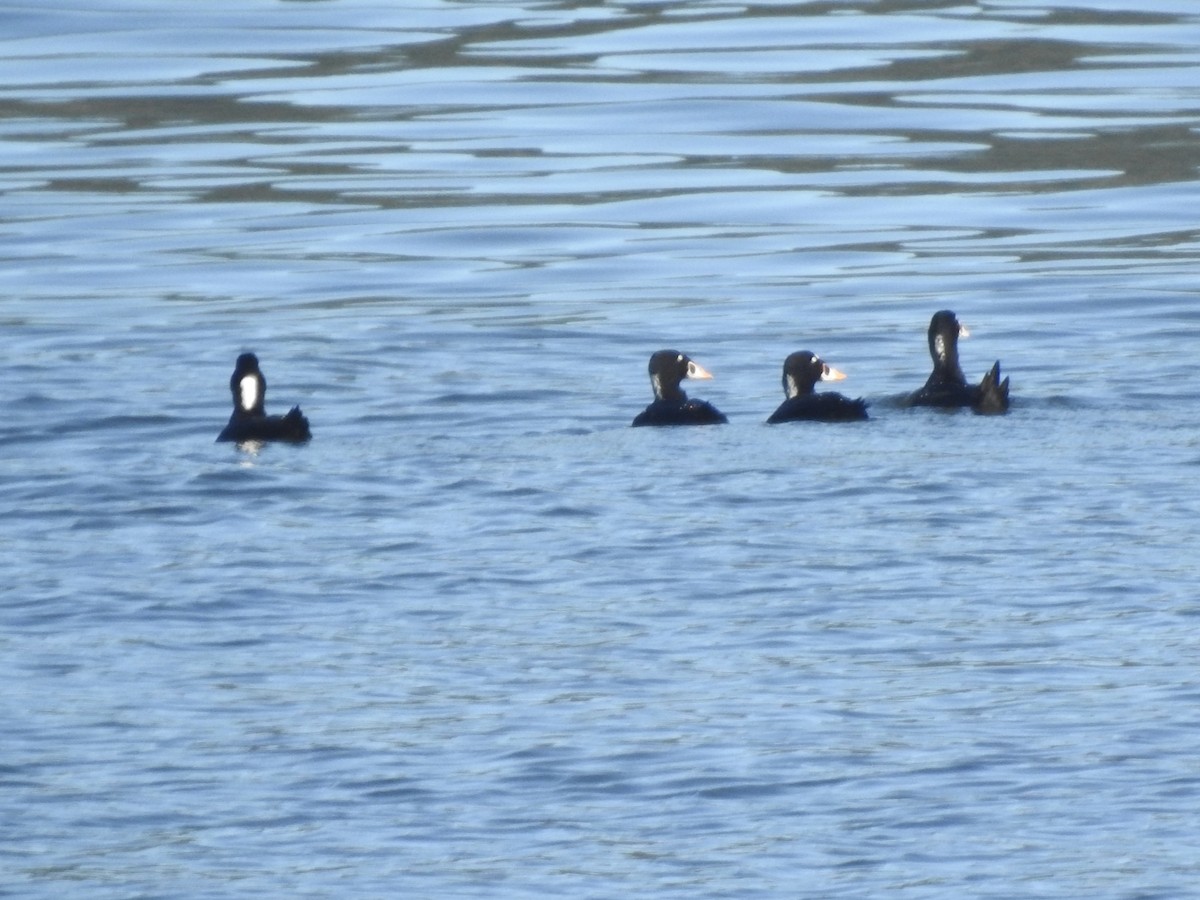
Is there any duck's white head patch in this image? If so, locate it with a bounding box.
[239,374,260,412]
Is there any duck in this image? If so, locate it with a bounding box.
[216,352,311,443]
[767,351,868,423]
[631,350,727,426]
[908,310,1009,414]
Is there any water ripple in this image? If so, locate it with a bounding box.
[4,1,1200,897]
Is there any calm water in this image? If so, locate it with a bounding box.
[4,1,1200,896]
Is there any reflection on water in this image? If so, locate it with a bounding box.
[4,1,1200,897]
[3,0,1197,359]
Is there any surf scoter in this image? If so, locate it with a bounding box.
[631,350,727,427]
[767,351,868,423]
[216,352,311,443]
[908,310,1009,414]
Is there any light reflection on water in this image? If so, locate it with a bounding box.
[3,1,1200,897]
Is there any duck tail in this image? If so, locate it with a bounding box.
[284,406,313,440]
[973,361,1010,415]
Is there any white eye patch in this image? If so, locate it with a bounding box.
[239,374,260,412]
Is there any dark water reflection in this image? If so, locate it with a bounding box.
[4,1,1200,897]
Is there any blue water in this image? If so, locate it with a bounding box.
[4,1,1200,896]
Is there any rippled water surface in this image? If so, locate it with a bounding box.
[5,1,1200,896]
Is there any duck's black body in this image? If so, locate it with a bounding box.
[216,352,311,443]
[218,405,311,443]
[633,397,727,427]
[631,350,727,427]
[767,351,867,423]
[908,310,1009,414]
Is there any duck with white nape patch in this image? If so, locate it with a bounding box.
[216,352,311,444]
[907,310,1010,414]
[631,349,727,427]
[767,350,868,423]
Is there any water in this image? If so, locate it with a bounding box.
[4,1,1200,896]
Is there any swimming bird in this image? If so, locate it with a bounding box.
[631,350,727,426]
[216,352,311,443]
[908,310,1009,414]
[767,351,868,423]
